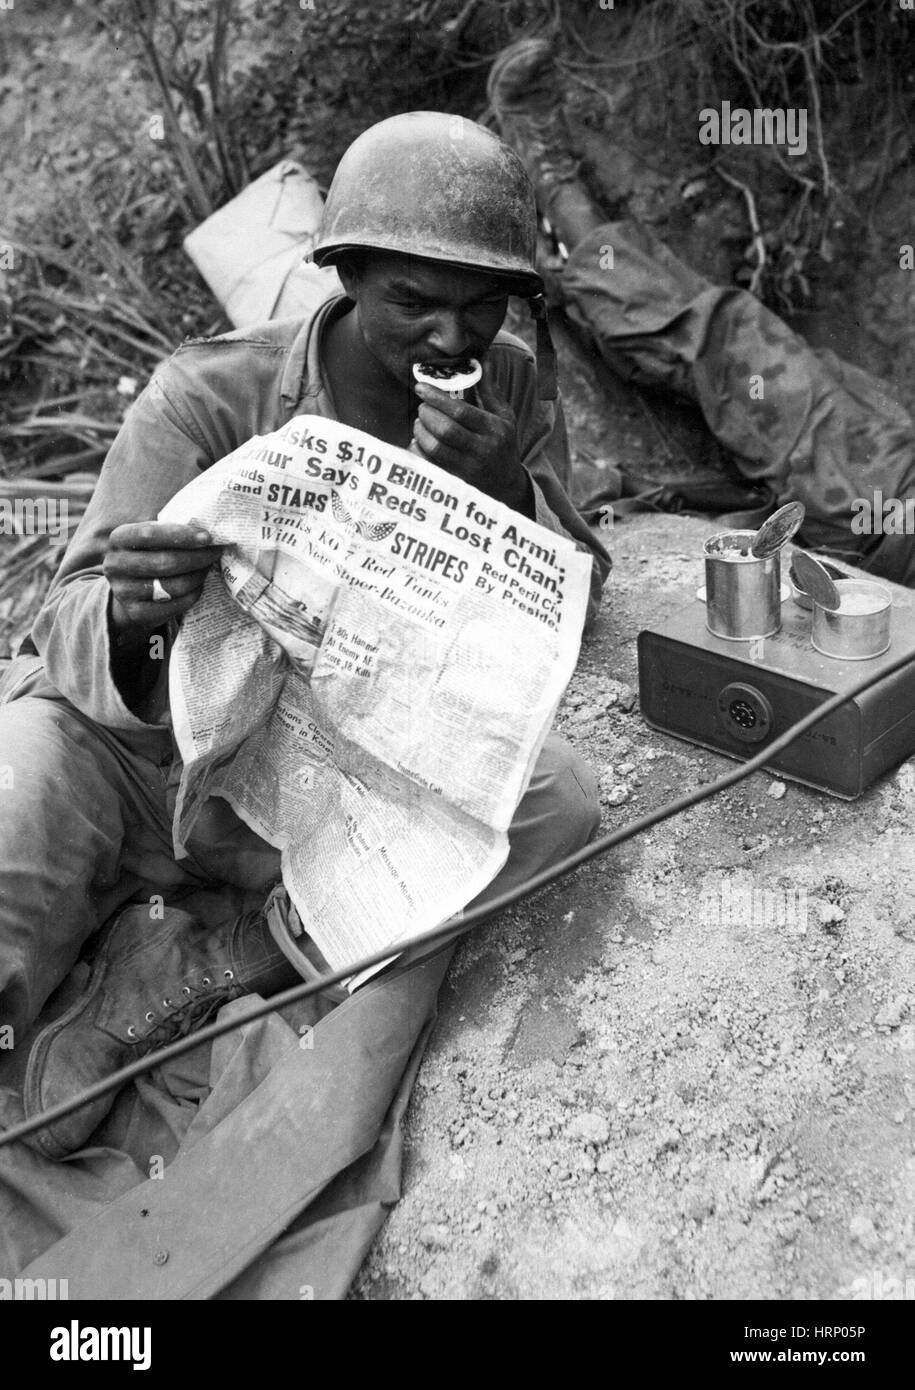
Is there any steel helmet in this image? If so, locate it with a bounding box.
[311,111,543,295]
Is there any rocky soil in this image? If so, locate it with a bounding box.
[352,516,915,1300]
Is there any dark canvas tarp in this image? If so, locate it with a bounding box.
[0,886,453,1300]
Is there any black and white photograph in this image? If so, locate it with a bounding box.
[0,0,913,1345]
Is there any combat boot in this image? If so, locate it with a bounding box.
[488,37,581,192]
[488,37,604,254]
[21,886,318,1159]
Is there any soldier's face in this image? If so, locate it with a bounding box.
[338,252,510,386]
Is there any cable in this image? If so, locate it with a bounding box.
[3,641,915,1151]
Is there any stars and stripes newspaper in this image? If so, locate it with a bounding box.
[159,414,591,983]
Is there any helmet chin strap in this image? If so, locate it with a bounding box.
[529,293,558,400]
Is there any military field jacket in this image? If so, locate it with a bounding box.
[30,295,610,735]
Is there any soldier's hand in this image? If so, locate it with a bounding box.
[104,522,223,638]
[412,371,532,513]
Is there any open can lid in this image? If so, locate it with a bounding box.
[789,550,841,611]
[749,501,805,558]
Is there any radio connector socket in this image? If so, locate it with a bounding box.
[717,682,774,744]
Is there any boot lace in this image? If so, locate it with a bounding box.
[127,971,240,1052]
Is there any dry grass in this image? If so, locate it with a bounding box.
[0,477,97,659]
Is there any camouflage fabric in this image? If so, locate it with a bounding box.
[561,220,915,584]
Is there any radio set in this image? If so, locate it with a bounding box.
[637,506,915,799]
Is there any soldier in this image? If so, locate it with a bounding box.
[0,112,609,1158]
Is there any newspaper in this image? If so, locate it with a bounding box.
[159,414,592,983]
